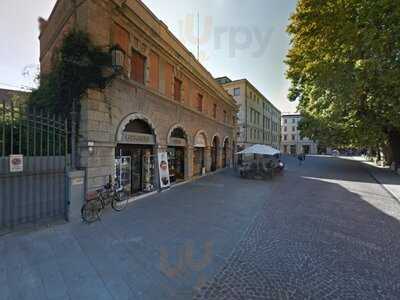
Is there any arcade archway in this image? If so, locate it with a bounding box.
[167,125,188,182]
[115,115,157,195]
[211,135,220,171]
[193,131,208,176]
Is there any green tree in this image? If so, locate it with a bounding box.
[29,30,113,116]
[286,0,400,168]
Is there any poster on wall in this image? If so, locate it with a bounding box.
[158,151,171,189]
[9,155,23,173]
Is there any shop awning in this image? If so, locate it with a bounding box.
[236,144,280,156]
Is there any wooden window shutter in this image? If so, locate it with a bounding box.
[197,94,203,112]
[131,50,145,84]
[149,51,159,90]
[164,63,173,98]
[113,23,129,53]
[174,78,182,101]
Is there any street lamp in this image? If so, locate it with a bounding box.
[110,45,125,73]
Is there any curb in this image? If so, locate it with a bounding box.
[339,156,400,204]
[362,164,400,205]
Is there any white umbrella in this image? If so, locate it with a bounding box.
[236,144,280,156]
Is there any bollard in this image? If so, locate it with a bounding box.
[67,170,85,222]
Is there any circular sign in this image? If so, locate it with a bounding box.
[160,160,168,171]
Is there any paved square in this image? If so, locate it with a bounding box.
[0,167,270,300]
[1,156,400,299]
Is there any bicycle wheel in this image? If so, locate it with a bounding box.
[112,190,129,212]
[81,200,101,223]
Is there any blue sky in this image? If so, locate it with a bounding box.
[0,0,298,113]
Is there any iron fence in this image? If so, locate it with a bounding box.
[0,101,69,158]
[0,100,71,231]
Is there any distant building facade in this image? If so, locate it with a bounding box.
[0,88,29,105]
[281,114,318,155]
[216,77,281,151]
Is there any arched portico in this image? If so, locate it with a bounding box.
[166,124,189,182]
[115,113,158,195]
[222,136,230,168]
[116,112,158,143]
[193,130,209,176]
[211,134,221,171]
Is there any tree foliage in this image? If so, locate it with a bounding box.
[29,30,113,116]
[286,0,400,165]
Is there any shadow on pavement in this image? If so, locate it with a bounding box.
[195,158,400,299]
[1,158,400,299]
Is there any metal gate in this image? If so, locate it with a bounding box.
[0,101,70,231]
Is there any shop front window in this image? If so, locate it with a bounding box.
[193,148,205,176]
[116,118,157,195]
[167,147,185,182]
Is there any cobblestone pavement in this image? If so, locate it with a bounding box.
[1,156,400,299]
[194,156,400,300]
[0,166,274,300]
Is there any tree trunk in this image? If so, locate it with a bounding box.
[382,143,392,166]
[376,145,381,162]
[387,128,400,171]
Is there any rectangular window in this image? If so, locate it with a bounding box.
[233,88,240,96]
[284,135,287,141]
[284,119,287,124]
[292,118,296,123]
[164,63,173,98]
[113,23,129,53]
[284,126,287,132]
[213,103,217,119]
[197,94,203,112]
[292,126,296,131]
[223,110,227,123]
[292,134,296,141]
[148,50,159,90]
[174,78,182,101]
[131,50,146,84]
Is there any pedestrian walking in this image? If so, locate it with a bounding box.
[298,153,304,165]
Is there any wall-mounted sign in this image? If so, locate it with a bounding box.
[168,137,186,147]
[9,154,23,173]
[119,132,156,145]
[158,151,171,189]
[72,178,84,186]
[194,134,206,148]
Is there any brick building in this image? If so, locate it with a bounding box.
[39,0,237,195]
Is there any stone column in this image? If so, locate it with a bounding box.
[185,146,193,180]
[204,146,212,173]
[79,89,115,193]
[217,146,223,169]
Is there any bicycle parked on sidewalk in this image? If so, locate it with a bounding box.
[81,178,129,223]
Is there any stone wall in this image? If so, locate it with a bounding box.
[40,0,237,192]
[80,82,235,191]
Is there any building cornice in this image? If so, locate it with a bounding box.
[221,78,281,114]
[117,0,237,109]
[113,76,236,130]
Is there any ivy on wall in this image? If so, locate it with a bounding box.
[29,30,114,117]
